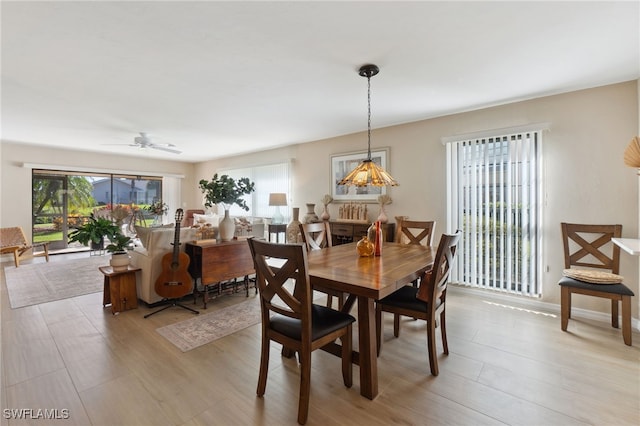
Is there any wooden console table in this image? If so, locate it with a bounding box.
[329,221,395,246]
[99,265,140,314]
[185,239,256,309]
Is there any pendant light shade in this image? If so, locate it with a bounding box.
[338,64,398,187]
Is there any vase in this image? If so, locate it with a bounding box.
[377,204,388,223]
[356,235,374,257]
[219,209,235,242]
[110,252,130,271]
[303,203,319,224]
[320,204,330,221]
[286,207,302,243]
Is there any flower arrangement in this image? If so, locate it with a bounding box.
[377,194,392,205]
[321,194,333,206]
[146,201,168,216]
[199,174,256,211]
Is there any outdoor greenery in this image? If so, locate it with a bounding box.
[199,174,255,211]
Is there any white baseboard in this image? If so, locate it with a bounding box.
[449,284,640,332]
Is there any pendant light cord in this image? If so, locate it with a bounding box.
[366,73,372,161]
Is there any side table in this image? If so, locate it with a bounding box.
[99,265,141,314]
[268,223,287,243]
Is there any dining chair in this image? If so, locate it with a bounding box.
[247,238,355,425]
[558,223,634,345]
[395,219,436,246]
[299,221,345,309]
[376,231,461,376]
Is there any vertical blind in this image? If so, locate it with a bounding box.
[222,161,291,219]
[445,128,543,297]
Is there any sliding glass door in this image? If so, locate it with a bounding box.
[32,170,163,251]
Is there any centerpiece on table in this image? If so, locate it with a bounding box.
[199,174,256,242]
[145,201,168,226]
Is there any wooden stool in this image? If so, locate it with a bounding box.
[99,265,140,314]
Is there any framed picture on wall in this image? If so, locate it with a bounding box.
[331,148,389,201]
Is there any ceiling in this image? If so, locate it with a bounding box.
[2,1,638,163]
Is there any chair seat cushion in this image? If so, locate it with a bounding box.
[558,276,634,296]
[378,285,442,312]
[562,268,623,284]
[270,305,355,340]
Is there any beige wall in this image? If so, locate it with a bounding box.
[2,81,638,320]
[195,81,640,319]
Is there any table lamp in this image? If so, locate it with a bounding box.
[269,193,287,224]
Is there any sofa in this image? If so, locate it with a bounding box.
[130,226,198,304]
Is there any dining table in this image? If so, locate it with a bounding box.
[305,241,435,400]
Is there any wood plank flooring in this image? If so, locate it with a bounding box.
[1,254,639,425]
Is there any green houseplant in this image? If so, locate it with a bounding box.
[199,174,256,241]
[106,233,132,270]
[68,213,120,250]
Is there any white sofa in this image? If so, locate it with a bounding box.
[130,226,197,304]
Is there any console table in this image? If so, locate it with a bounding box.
[329,221,395,246]
[185,239,256,309]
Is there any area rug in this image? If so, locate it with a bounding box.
[156,297,261,352]
[4,255,106,309]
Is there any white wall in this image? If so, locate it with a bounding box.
[195,81,640,319]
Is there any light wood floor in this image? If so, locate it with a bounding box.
[1,253,639,426]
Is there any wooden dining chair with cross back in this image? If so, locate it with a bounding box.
[395,219,436,247]
[247,237,355,425]
[558,222,635,346]
[376,231,461,376]
[299,221,345,309]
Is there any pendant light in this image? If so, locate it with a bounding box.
[338,64,398,187]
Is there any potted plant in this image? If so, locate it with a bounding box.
[68,213,120,250]
[199,174,255,241]
[106,233,132,270]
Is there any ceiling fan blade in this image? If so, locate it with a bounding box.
[150,144,182,154]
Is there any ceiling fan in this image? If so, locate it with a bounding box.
[128,132,182,154]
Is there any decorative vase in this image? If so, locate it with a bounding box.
[356,236,374,257]
[287,207,302,243]
[377,204,388,223]
[110,252,130,271]
[367,221,383,256]
[320,204,330,221]
[303,203,319,224]
[219,209,235,242]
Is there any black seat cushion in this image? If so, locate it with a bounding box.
[270,304,355,341]
[378,285,442,313]
[558,276,634,296]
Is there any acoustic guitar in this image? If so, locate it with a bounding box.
[154,209,193,300]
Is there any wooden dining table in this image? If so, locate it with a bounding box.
[305,241,435,400]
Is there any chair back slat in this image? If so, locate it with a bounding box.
[299,221,332,251]
[561,223,621,274]
[395,219,436,246]
[417,231,461,304]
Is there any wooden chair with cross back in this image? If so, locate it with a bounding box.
[558,222,634,346]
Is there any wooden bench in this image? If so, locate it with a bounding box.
[0,227,50,267]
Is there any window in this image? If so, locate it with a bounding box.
[32,170,163,251]
[221,161,291,219]
[445,127,543,297]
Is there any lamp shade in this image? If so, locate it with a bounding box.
[268,193,287,206]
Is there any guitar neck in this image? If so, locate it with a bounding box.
[172,209,184,264]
